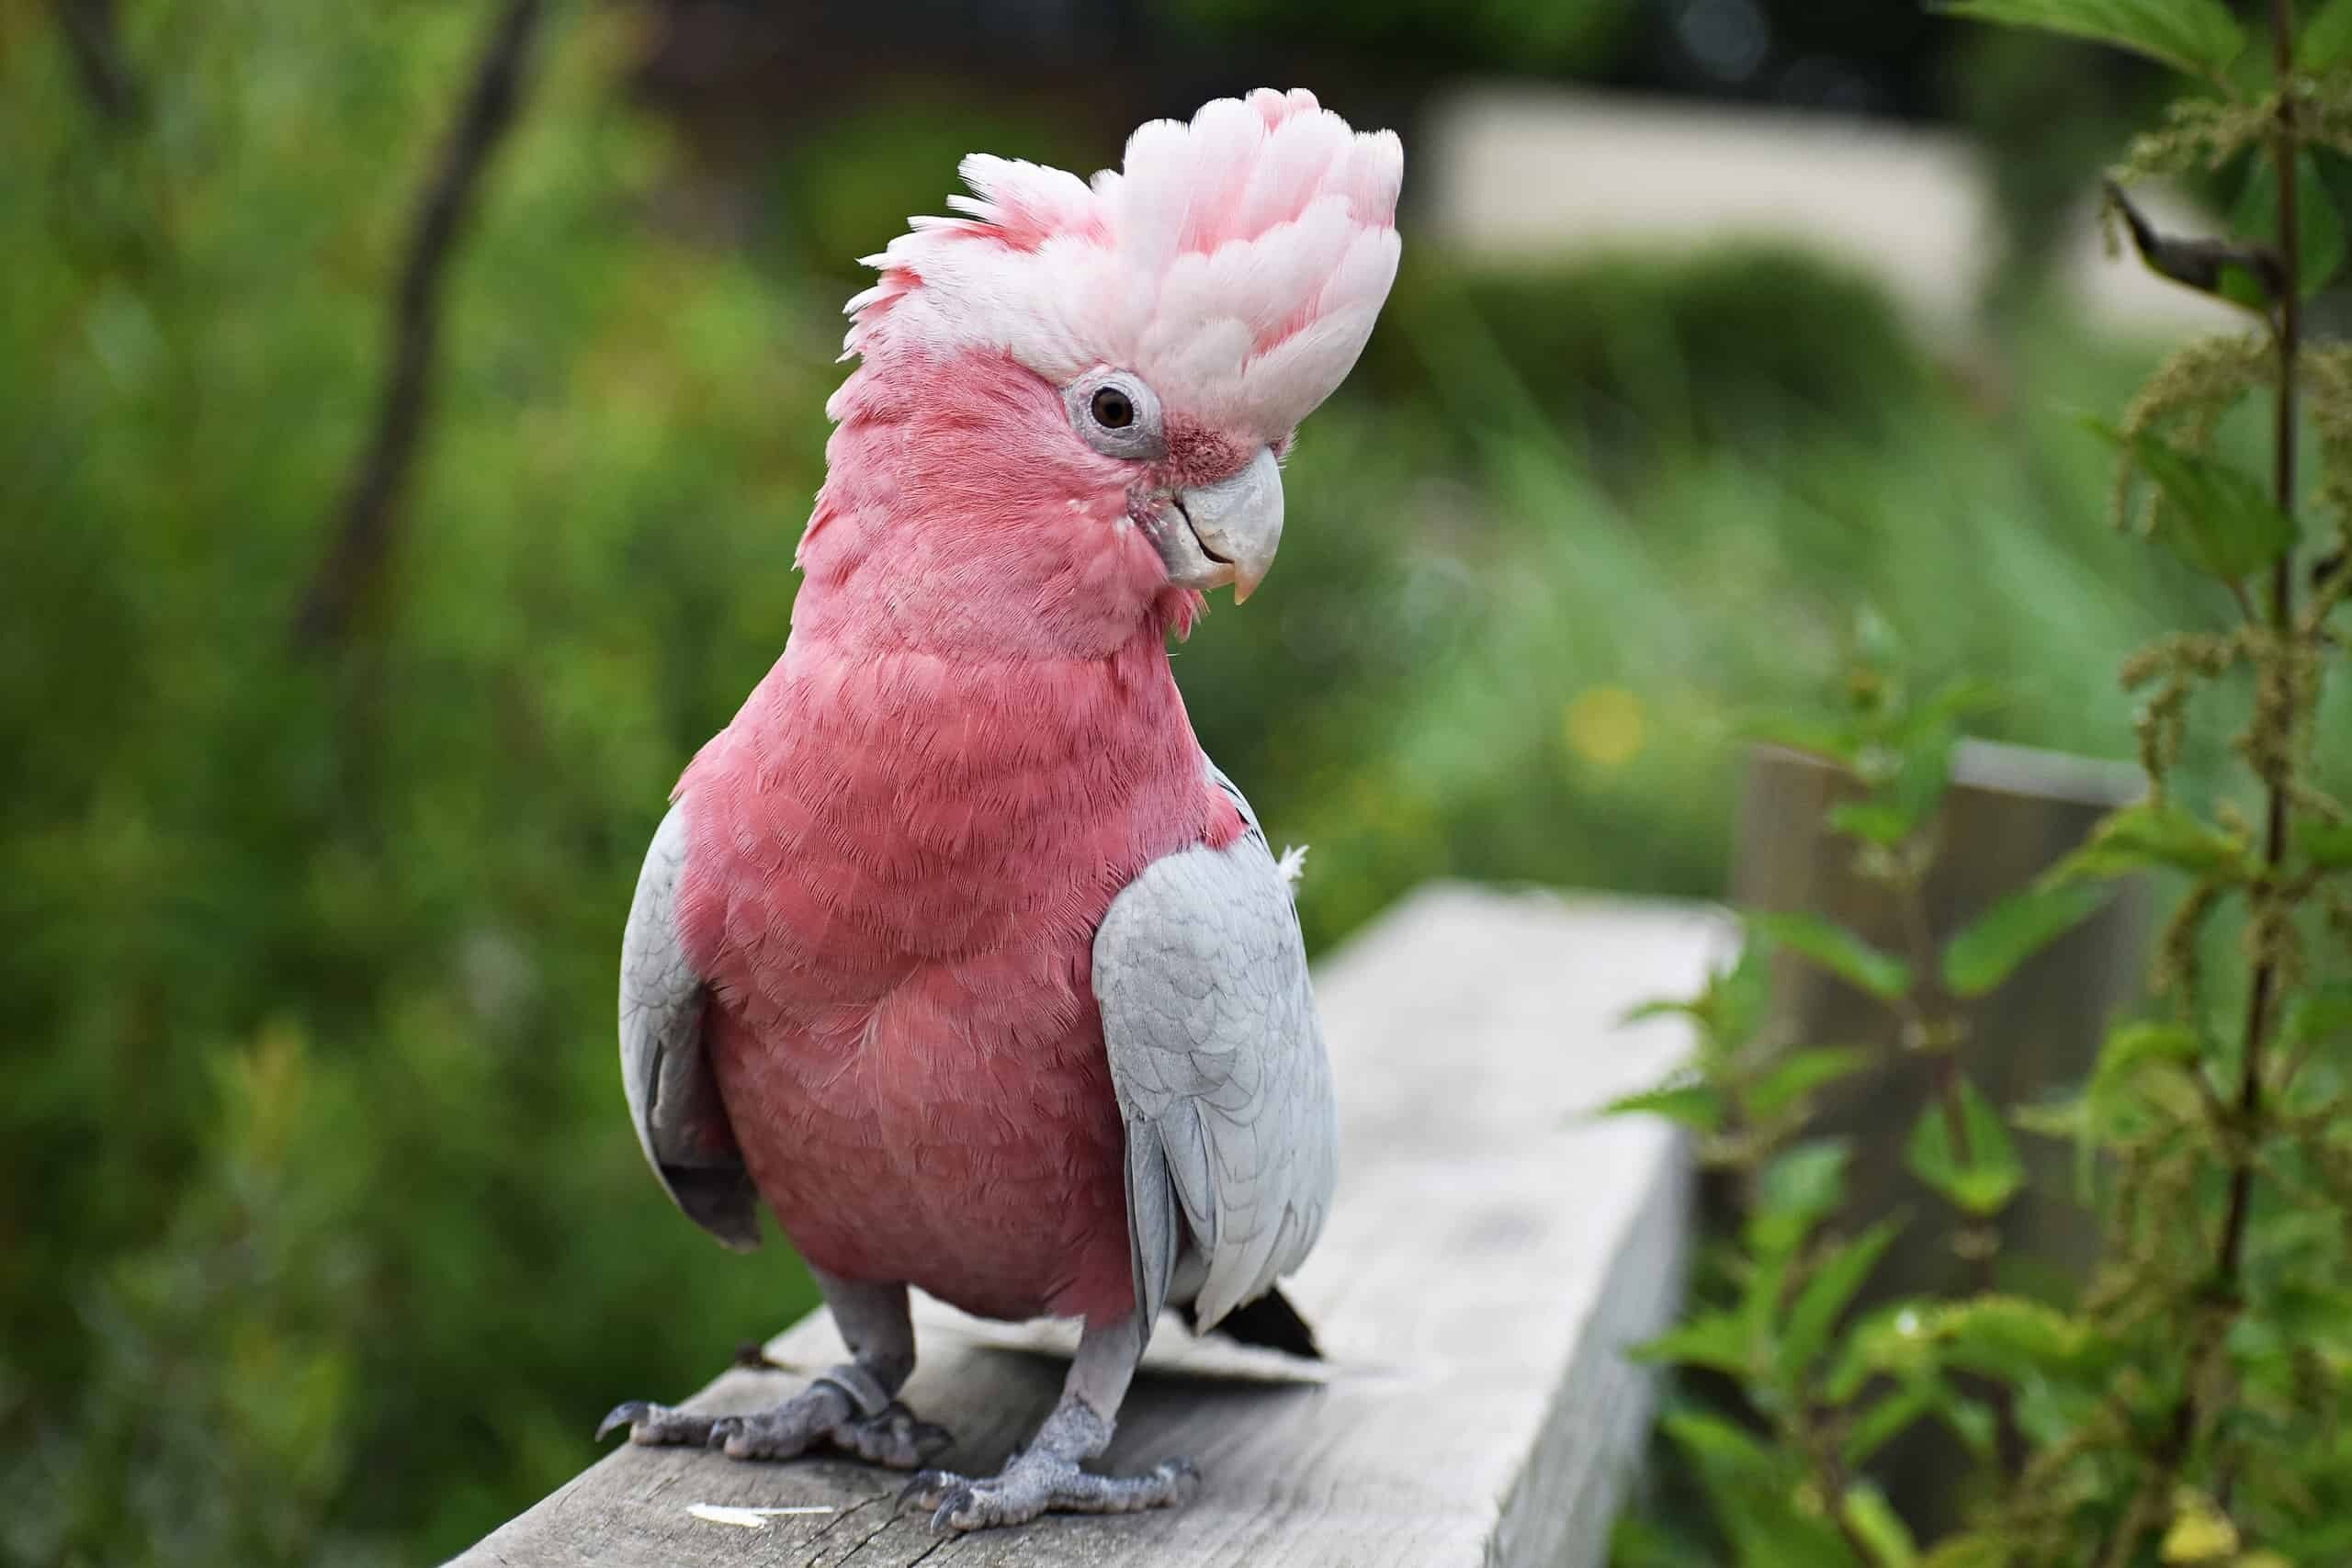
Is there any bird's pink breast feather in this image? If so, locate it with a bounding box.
[671,351,1240,1323]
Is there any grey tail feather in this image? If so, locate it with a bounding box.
[1194,1285,1321,1359]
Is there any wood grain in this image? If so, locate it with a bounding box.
[447,884,1724,1568]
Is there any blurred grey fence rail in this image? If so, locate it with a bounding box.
[446,884,1726,1568]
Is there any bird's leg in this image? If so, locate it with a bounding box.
[900,1313,1197,1532]
[597,1273,951,1469]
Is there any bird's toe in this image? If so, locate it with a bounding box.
[835,1403,954,1469]
[595,1400,726,1448]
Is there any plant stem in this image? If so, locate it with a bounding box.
[2211,0,2301,1378]
[1892,868,1973,1158]
[2107,5,2303,1557]
[1792,1399,1892,1568]
[1892,864,2029,1477]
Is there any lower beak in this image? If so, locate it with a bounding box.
[1163,446,1283,603]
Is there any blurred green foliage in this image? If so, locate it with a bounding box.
[0,1,2294,1563]
[1159,0,1634,75]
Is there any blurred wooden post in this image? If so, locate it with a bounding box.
[1733,738,2150,1518]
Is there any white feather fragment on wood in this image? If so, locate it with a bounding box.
[684,1504,836,1529]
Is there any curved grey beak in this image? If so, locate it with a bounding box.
[1159,446,1283,603]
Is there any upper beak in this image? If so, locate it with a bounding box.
[1164,446,1283,603]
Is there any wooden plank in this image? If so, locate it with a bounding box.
[448,884,1725,1568]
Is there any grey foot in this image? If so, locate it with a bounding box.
[596,1391,952,1469]
[900,1453,1200,1532]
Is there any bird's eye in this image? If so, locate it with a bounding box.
[1091,388,1136,429]
[1065,371,1162,459]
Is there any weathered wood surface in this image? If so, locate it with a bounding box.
[449,884,1726,1568]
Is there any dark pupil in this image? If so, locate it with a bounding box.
[1091,388,1136,429]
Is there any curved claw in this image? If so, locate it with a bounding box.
[898,1469,958,1511]
[595,1401,651,1441]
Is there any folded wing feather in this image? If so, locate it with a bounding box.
[619,801,762,1250]
[1094,761,1338,1334]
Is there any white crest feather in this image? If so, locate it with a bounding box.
[842,88,1403,442]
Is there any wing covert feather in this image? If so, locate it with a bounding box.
[1095,762,1337,1333]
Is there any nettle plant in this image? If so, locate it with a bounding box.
[1611,3,2352,1564]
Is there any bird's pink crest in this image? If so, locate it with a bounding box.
[840,88,1403,443]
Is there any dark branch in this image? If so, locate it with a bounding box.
[294,0,547,649]
[52,0,142,125]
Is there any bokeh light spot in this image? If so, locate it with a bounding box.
[1563,686,1647,769]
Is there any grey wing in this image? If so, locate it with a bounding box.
[619,800,761,1250]
[1094,760,1337,1335]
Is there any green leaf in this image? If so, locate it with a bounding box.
[1718,933,1773,1055]
[1934,0,2244,80]
[1907,676,2008,735]
[1781,1217,1905,1377]
[1748,1046,1876,1120]
[1758,1139,1851,1226]
[1600,1078,1724,1132]
[2283,983,2352,1053]
[1633,1311,1756,1377]
[1623,933,1772,1061]
[1886,712,1960,832]
[1841,1482,1920,1567]
[2304,0,2352,68]
[2229,152,2347,302]
[2051,799,2245,882]
[1659,1409,1778,1476]
[1825,1298,1937,1400]
[1905,1077,2025,1215]
[1843,1381,1939,1465]
[2091,421,2301,581]
[1826,800,1916,847]
[1922,1534,2020,1568]
[1939,1393,1999,1458]
[1746,909,1912,1002]
[1739,711,1860,767]
[1931,1293,2097,1375]
[2300,819,2352,869]
[1673,1424,1852,1568]
[1940,883,2113,997]
[2091,1020,2205,1102]
[1748,1139,1852,1260]
[2012,1087,2101,1201]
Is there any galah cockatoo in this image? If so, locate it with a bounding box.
[596,89,1402,1532]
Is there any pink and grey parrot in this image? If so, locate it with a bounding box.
[596,89,1402,1531]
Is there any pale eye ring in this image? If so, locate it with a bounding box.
[1065,370,1164,459]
